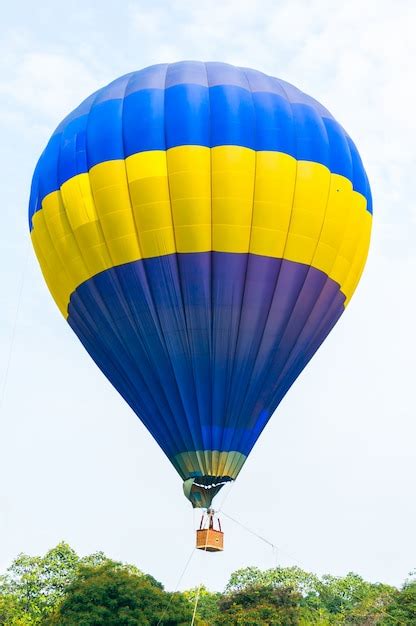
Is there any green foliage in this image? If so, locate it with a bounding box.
[184,586,221,623]
[0,542,79,623]
[215,584,302,625]
[380,579,416,625]
[0,593,31,626]
[225,565,319,597]
[315,571,397,623]
[222,565,399,625]
[0,543,413,626]
[44,562,193,626]
[0,542,133,625]
[225,566,266,593]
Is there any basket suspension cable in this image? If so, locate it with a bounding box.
[196,508,224,552]
[190,509,211,625]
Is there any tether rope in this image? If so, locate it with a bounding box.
[190,582,202,626]
[221,510,278,551]
[156,546,196,626]
[221,509,302,565]
[220,510,407,625]
[157,510,213,626]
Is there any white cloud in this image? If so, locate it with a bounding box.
[0,50,98,126]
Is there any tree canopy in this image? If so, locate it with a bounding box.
[0,543,414,625]
[44,562,192,626]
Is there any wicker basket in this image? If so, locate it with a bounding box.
[196,528,224,552]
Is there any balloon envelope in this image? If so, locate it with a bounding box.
[29,62,372,507]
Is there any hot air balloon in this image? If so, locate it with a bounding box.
[29,62,372,548]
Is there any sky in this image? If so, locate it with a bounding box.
[1,0,415,593]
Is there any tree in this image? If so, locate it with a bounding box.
[184,586,221,624]
[225,567,267,593]
[224,565,330,622]
[215,584,302,625]
[225,566,320,598]
[0,542,124,624]
[316,572,396,624]
[0,544,408,626]
[45,562,193,626]
[0,593,33,626]
[222,565,399,625]
[381,579,416,625]
[0,542,80,623]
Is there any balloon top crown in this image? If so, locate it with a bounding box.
[29,61,372,230]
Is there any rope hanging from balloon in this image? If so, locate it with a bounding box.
[221,510,278,551]
[157,510,216,626]
[156,545,196,626]
[222,508,309,567]
[190,583,202,626]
